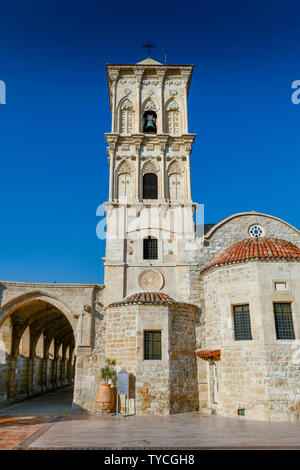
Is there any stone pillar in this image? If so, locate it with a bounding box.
[185,144,192,201]
[157,68,166,133]
[180,69,190,134]
[8,355,17,401]
[27,355,34,396]
[46,358,53,389]
[108,146,115,202]
[41,357,48,391]
[77,305,92,349]
[134,68,143,133]
[109,69,119,133]
[135,138,143,202]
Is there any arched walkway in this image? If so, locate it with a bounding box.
[0,297,75,406]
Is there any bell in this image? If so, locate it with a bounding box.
[145,115,155,132]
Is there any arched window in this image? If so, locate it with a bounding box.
[143,236,158,260]
[120,99,134,134]
[143,173,158,199]
[143,110,157,133]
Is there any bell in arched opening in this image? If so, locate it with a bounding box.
[143,110,157,133]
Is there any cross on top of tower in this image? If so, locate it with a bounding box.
[143,41,156,58]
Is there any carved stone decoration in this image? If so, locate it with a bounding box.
[168,160,183,174]
[142,160,158,174]
[138,269,164,291]
[121,98,133,110]
[143,98,158,112]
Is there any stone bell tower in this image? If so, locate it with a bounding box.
[103,56,196,306]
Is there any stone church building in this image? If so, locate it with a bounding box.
[1,57,300,422]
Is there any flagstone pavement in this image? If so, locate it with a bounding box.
[0,387,299,450]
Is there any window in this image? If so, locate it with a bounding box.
[144,331,161,360]
[233,304,253,340]
[274,282,288,292]
[143,237,158,260]
[143,173,158,199]
[273,303,295,340]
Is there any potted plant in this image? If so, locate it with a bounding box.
[96,359,116,412]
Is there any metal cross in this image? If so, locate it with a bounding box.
[143,41,156,58]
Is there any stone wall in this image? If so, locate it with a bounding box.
[169,305,198,413]
[201,261,300,421]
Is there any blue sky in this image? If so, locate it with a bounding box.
[0,0,300,284]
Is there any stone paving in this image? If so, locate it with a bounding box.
[0,387,300,450]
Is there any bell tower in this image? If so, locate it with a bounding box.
[103,56,196,305]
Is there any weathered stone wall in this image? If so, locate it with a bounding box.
[169,306,198,413]
[201,261,300,421]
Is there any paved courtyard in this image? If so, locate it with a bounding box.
[0,387,300,449]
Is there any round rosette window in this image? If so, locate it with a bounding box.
[248,224,264,237]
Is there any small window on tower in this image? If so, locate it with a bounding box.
[143,237,158,260]
[143,173,158,199]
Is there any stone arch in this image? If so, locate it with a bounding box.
[142,160,159,175]
[0,291,76,404]
[0,290,76,329]
[142,97,158,112]
[204,211,300,241]
[118,97,134,134]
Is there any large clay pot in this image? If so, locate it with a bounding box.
[96,383,115,411]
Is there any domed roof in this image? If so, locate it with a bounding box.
[201,237,300,275]
[107,292,196,308]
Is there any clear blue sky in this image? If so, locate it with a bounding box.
[1,0,300,284]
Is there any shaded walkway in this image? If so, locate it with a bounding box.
[0,386,74,415]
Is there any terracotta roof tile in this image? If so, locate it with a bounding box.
[107,292,196,309]
[201,237,300,275]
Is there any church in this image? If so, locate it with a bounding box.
[0,56,299,422]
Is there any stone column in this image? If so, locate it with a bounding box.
[180,69,190,134]
[185,144,192,201]
[8,355,17,401]
[134,68,144,133]
[41,356,47,391]
[27,355,34,395]
[135,138,143,202]
[157,68,166,133]
[109,69,119,133]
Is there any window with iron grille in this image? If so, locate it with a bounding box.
[143,173,158,199]
[233,304,253,340]
[273,303,295,340]
[144,330,162,360]
[143,237,158,260]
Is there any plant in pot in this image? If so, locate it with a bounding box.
[96,359,116,412]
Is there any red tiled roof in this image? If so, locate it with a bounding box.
[108,292,196,308]
[196,349,221,360]
[201,237,300,275]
